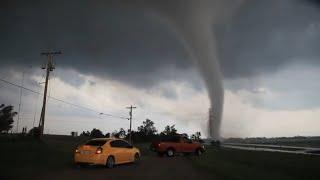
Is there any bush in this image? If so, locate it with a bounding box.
[28,127,41,138]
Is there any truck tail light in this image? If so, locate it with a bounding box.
[96,147,103,154]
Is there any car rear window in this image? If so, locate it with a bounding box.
[85,139,108,146]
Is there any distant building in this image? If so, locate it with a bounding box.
[71,131,78,137]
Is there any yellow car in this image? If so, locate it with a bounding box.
[74,138,140,168]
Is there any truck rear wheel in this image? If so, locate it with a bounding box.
[166,148,175,157]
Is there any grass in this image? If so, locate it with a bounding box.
[1,135,320,180]
[0,135,87,179]
[189,146,320,180]
[0,134,152,179]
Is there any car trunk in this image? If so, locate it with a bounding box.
[77,139,107,162]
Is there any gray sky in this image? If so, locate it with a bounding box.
[1,0,320,137]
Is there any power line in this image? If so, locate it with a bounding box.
[32,81,41,128]
[0,77,127,120]
[0,78,40,94]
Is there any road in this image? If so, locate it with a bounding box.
[35,155,213,180]
[223,143,320,155]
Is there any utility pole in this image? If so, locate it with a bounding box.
[16,71,25,134]
[38,51,61,136]
[126,105,136,143]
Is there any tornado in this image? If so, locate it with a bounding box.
[142,0,243,140]
[174,10,224,140]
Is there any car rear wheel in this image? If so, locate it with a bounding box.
[134,153,140,163]
[106,156,115,168]
[166,148,175,157]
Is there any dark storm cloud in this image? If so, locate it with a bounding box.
[1,0,320,89]
[0,0,193,88]
[215,0,320,79]
[306,0,320,7]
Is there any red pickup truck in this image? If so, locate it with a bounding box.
[150,136,205,157]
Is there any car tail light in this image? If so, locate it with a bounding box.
[75,148,80,153]
[96,147,103,154]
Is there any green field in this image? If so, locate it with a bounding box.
[0,135,85,179]
[0,135,152,179]
[190,146,320,180]
[225,136,320,148]
[1,135,320,180]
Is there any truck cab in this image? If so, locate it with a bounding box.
[151,135,205,157]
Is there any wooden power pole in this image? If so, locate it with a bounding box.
[126,105,136,143]
[38,51,61,136]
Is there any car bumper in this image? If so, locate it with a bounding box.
[74,154,106,165]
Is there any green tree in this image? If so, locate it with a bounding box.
[111,128,126,138]
[90,128,104,138]
[28,127,41,137]
[191,132,201,141]
[137,119,157,136]
[0,104,17,133]
[80,131,90,136]
[161,125,177,136]
[196,132,201,140]
[105,132,110,138]
[191,134,196,140]
[111,130,119,138]
[118,128,126,138]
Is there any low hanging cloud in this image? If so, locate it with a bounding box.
[0,0,195,89]
[1,0,320,137]
[1,0,319,89]
[222,89,320,138]
[215,0,320,79]
[0,68,209,135]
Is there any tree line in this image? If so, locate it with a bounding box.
[0,104,202,142]
[0,104,16,133]
[79,119,202,142]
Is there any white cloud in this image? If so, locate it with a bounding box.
[3,66,320,138]
[48,74,211,136]
[2,70,210,136]
[224,63,320,110]
[222,90,320,138]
